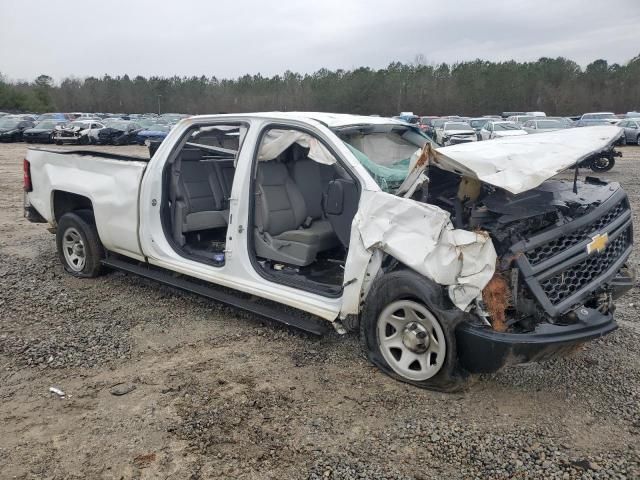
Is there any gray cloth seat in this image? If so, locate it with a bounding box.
[171,149,233,244]
[290,159,337,220]
[275,219,336,250]
[254,160,339,266]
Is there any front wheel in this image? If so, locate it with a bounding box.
[360,270,467,391]
[56,211,104,278]
[590,156,615,172]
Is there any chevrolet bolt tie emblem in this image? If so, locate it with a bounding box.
[586,233,609,255]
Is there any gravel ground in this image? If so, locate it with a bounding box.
[0,142,639,479]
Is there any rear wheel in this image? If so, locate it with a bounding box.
[637,135,640,146]
[56,211,104,278]
[361,270,467,391]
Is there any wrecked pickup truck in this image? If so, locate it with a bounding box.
[24,114,632,391]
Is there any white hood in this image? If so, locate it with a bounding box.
[433,125,622,194]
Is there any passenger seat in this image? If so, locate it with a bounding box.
[254,160,339,266]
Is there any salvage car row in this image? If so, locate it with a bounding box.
[0,112,188,145]
[397,111,640,147]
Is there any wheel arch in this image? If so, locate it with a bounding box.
[52,190,94,224]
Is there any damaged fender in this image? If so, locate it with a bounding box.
[340,190,497,317]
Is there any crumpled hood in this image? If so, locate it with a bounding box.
[433,125,622,194]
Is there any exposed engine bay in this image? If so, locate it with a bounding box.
[423,167,633,333]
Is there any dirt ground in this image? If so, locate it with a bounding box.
[1,142,639,480]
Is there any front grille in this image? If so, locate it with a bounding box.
[539,227,631,305]
[514,190,632,315]
[526,199,627,266]
[58,131,78,138]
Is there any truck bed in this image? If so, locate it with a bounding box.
[25,147,149,260]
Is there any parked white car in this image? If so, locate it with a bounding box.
[24,113,631,390]
[436,121,477,146]
[480,121,528,140]
[522,118,570,134]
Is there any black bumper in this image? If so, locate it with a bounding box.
[456,306,618,373]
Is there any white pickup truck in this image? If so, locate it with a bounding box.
[24,113,633,391]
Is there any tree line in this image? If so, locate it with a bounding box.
[1,55,639,116]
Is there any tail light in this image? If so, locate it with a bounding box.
[23,159,32,192]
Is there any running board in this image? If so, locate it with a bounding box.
[101,256,329,336]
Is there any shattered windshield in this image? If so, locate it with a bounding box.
[338,125,429,192]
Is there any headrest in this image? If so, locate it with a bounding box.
[180,148,204,161]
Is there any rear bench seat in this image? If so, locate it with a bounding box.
[171,149,235,244]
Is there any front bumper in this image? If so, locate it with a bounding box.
[456,306,617,373]
[0,133,18,142]
[53,135,81,143]
[456,264,635,374]
[24,134,52,142]
[444,136,476,146]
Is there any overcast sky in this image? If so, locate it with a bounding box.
[1,0,639,82]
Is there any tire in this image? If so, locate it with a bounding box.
[360,269,467,392]
[637,135,640,146]
[620,135,627,146]
[79,136,89,145]
[590,156,615,172]
[56,211,104,278]
[55,140,63,146]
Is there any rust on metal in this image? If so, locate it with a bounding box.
[482,272,511,332]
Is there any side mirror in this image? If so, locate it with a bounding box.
[325,180,344,215]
